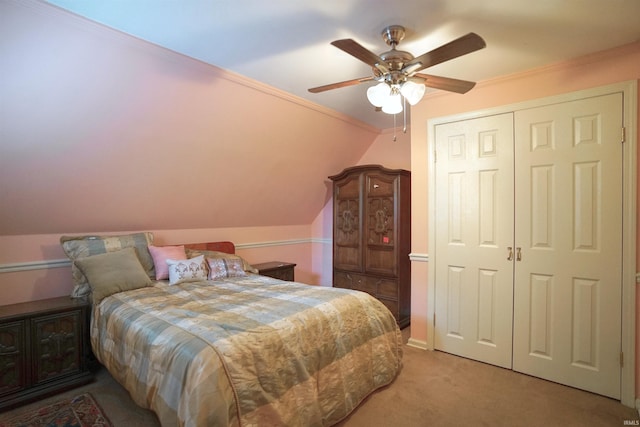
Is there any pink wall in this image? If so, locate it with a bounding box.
[0,1,392,305]
[409,41,639,402]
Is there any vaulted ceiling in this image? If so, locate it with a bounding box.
[45,0,640,129]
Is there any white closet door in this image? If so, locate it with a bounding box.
[512,93,623,398]
[434,113,515,369]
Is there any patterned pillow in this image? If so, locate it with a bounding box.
[148,245,187,280]
[60,232,155,298]
[207,257,247,280]
[167,255,208,285]
[185,249,258,274]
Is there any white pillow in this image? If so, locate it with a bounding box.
[167,255,207,285]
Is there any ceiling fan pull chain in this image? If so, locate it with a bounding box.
[393,113,397,141]
[403,96,407,134]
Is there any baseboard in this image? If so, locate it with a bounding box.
[407,337,429,350]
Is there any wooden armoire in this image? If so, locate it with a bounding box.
[329,165,411,328]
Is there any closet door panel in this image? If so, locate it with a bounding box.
[434,113,515,369]
[512,93,623,399]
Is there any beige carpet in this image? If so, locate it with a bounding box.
[2,333,637,426]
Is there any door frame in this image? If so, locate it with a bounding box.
[426,81,637,407]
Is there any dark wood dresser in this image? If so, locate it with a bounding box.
[329,164,411,328]
[0,296,94,410]
[253,261,296,281]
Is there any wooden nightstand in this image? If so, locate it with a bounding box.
[0,296,94,411]
[253,261,297,281]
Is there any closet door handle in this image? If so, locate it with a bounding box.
[507,247,513,261]
[516,247,522,261]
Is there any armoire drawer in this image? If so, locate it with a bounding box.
[377,298,399,319]
[374,278,399,299]
[334,271,376,295]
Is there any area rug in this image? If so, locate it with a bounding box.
[0,393,112,427]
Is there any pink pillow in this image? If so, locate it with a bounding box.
[148,245,187,280]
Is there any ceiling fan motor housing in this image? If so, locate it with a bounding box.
[373,25,414,84]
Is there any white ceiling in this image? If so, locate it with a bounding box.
[45,0,640,129]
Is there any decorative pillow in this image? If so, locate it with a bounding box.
[74,247,152,304]
[167,255,208,285]
[185,249,258,274]
[207,257,247,280]
[60,232,155,298]
[148,245,187,280]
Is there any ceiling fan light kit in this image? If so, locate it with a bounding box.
[381,90,403,115]
[366,82,389,107]
[399,80,426,105]
[309,25,486,117]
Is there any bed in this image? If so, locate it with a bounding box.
[60,235,403,426]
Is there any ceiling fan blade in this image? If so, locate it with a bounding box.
[403,33,486,73]
[308,76,374,93]
[331,39,386,69]
[415,73,477,94]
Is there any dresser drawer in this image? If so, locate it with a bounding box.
[0,321,27,397]
[32,311,82,385]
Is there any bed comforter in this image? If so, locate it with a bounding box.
[90,274,403,426]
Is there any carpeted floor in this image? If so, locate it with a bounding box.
[1,329,637,426]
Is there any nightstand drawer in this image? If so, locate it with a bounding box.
[253,262,296,281]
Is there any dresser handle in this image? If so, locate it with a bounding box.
[507,247,513,261]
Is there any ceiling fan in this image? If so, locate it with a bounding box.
[308,25,486,114]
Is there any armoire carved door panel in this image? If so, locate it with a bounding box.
[333,173,363,272]
[365,173,397,276]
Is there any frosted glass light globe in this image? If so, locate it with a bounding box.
[366,83,390,107]
[400,81,426,105]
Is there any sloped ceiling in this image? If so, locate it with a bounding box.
[0,0,379,235]
[43,0,640,129]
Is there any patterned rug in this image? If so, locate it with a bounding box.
[0,393,112,427]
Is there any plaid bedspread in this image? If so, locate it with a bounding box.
[91,274,403,426]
